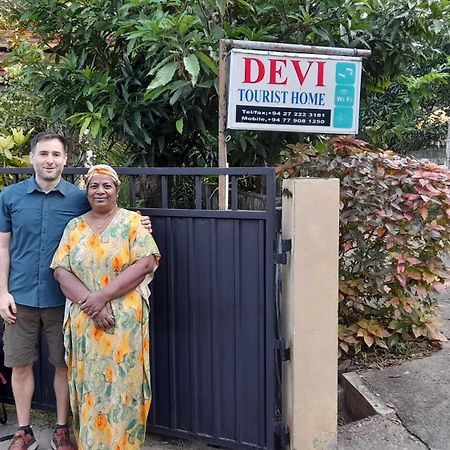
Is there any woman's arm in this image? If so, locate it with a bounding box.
[54,267,115,328]
[54,267,91,304]
[80,255,157,318]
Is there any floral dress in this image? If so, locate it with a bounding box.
[51,208,160,450]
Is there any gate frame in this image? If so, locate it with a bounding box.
[0,166,283,449]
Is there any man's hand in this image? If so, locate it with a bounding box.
[0,292,17,324]
[92,303,115,329]
[79,291,108,318]
[138,211,153,234]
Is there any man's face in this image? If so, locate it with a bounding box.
[30,138,67,183]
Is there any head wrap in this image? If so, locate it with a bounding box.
[85,164,121,187]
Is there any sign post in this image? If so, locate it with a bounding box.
[228,50,363,134]
[218,40,229,210]
[217,40,371,209]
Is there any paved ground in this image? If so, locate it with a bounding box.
[0,405,210,449]
[339,291,450,450]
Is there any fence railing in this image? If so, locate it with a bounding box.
[0,167,276,212]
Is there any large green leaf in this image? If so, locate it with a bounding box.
[146,62,178,90]
[183,54,200,86]
[194,51,219,76]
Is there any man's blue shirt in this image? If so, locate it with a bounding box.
[0,177,90,308]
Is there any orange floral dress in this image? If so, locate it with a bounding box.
[51,208,160,450]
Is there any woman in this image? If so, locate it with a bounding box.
[50,165,160,450]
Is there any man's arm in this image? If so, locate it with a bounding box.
[0,232,17,324]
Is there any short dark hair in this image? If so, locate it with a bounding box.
[30,132,67,153]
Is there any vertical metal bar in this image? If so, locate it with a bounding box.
[167,217,178,428]
[211,219,220,436]
[231,176,238,210]
[195,176,202,210]
[218,40,229,211]
[258,219,265,445]
[264,170,277,449]
[128,175,137,208]
[233,218,241,442]
[188,218,199,431]
[162,176,169,208]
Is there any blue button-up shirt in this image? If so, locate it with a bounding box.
[0,177,90,308]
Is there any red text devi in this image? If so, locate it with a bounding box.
[242,58,326,86]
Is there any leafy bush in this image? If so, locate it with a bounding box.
[0,128,32,188]
[0,69,48,133]
[277,137,449,356]
[5,0,449,166]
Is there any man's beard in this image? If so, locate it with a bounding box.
[36,167,63,181]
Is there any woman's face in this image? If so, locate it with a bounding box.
[86,174,118,211]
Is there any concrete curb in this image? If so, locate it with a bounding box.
[341,372,395,421]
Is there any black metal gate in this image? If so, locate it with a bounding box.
[0,167,281,449]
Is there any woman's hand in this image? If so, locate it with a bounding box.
[92,303,115,329]
[80,291,109,318]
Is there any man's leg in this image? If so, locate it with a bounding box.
[44,306,69,424]
[44,306,75,450]
[54,366,69,425]
[3,305,40,431]
[11,364,34,426]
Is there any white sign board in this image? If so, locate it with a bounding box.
[227,49,362,134]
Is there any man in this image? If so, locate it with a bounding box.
[0,132,150,450]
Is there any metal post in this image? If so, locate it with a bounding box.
[218,39,229,210]
[221,39,372,58]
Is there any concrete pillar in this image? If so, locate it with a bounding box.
[281,178,339,450]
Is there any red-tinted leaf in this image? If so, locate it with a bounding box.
[407,271,422,280]
[339,342,349,353]
[423,272,436,284]
[364,334,374,347]
[406,257,421,265]
[432,281,447,293]
[396,274,407,288]
[389,297,400,305]
[420,207,428,220]
[430,331,447,342]
[415,286,427,297]
[344,240,353,252]
[403,212,414,221]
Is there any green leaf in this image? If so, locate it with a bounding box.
[234,0,254,10]
[91,120,101,139]
[176,118,183,134]
[3,148,12,160]
[194,51,219,76]
[183,54,200,86]
[215,0,226,16]
[147,62,178,91]
[87,101,94,112]
[144,85,169,101]
[79,116,92,138]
